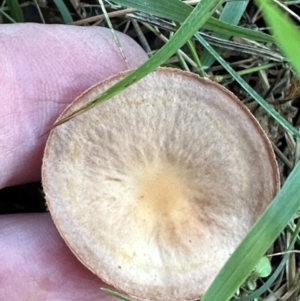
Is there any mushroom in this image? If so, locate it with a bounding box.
[42,68,279,301]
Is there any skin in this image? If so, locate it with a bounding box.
[0,23,148,300]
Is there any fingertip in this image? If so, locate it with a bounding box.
[0,24,147,189]
[0,213,119,301]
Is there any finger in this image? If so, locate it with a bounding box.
[0,23,147,189]
[0,213,121,301]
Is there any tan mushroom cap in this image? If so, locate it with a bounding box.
[42,68,279,301]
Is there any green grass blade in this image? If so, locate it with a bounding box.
[0,7,16,22]
[195,33,300,140]
[6,0,24,22]
[238,223,299,301]
[214,1,249,33]
[201,161,300,301]
[255,0,300,76]
[101,288,133,301]
[53,0,73,24]
[54,0,225,126]
[114,0,273,43]
[205,17,273,43]
[114,0,191,22]
[201,0,249,67]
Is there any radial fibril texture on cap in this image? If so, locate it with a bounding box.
[42,68,279,301]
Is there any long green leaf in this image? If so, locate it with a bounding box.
[0,7,16,22]
[54,0,225,126]
[238,227,298,301]
[115,0,191,22]
[255,0,300,76]
[53,0,73,24]
[114,0,273,43]
[201,161,300,301]
[195,33,300,140]
[6,0,24,22]
[201,0,249,67]
[205,17,273,43]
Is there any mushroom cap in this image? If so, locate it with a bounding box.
[42,68,279,301]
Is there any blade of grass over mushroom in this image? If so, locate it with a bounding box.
[53,0,225,127]
[114,0,273,43]
[201,0,249,68]
[53,0,73,24]
[201,161,300,301]
[195,33,300,140]
[6,0,24,22]
[255,0,300,75]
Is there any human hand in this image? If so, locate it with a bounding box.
[0,23,147,300]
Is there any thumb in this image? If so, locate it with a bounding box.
[0,23,147,189]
